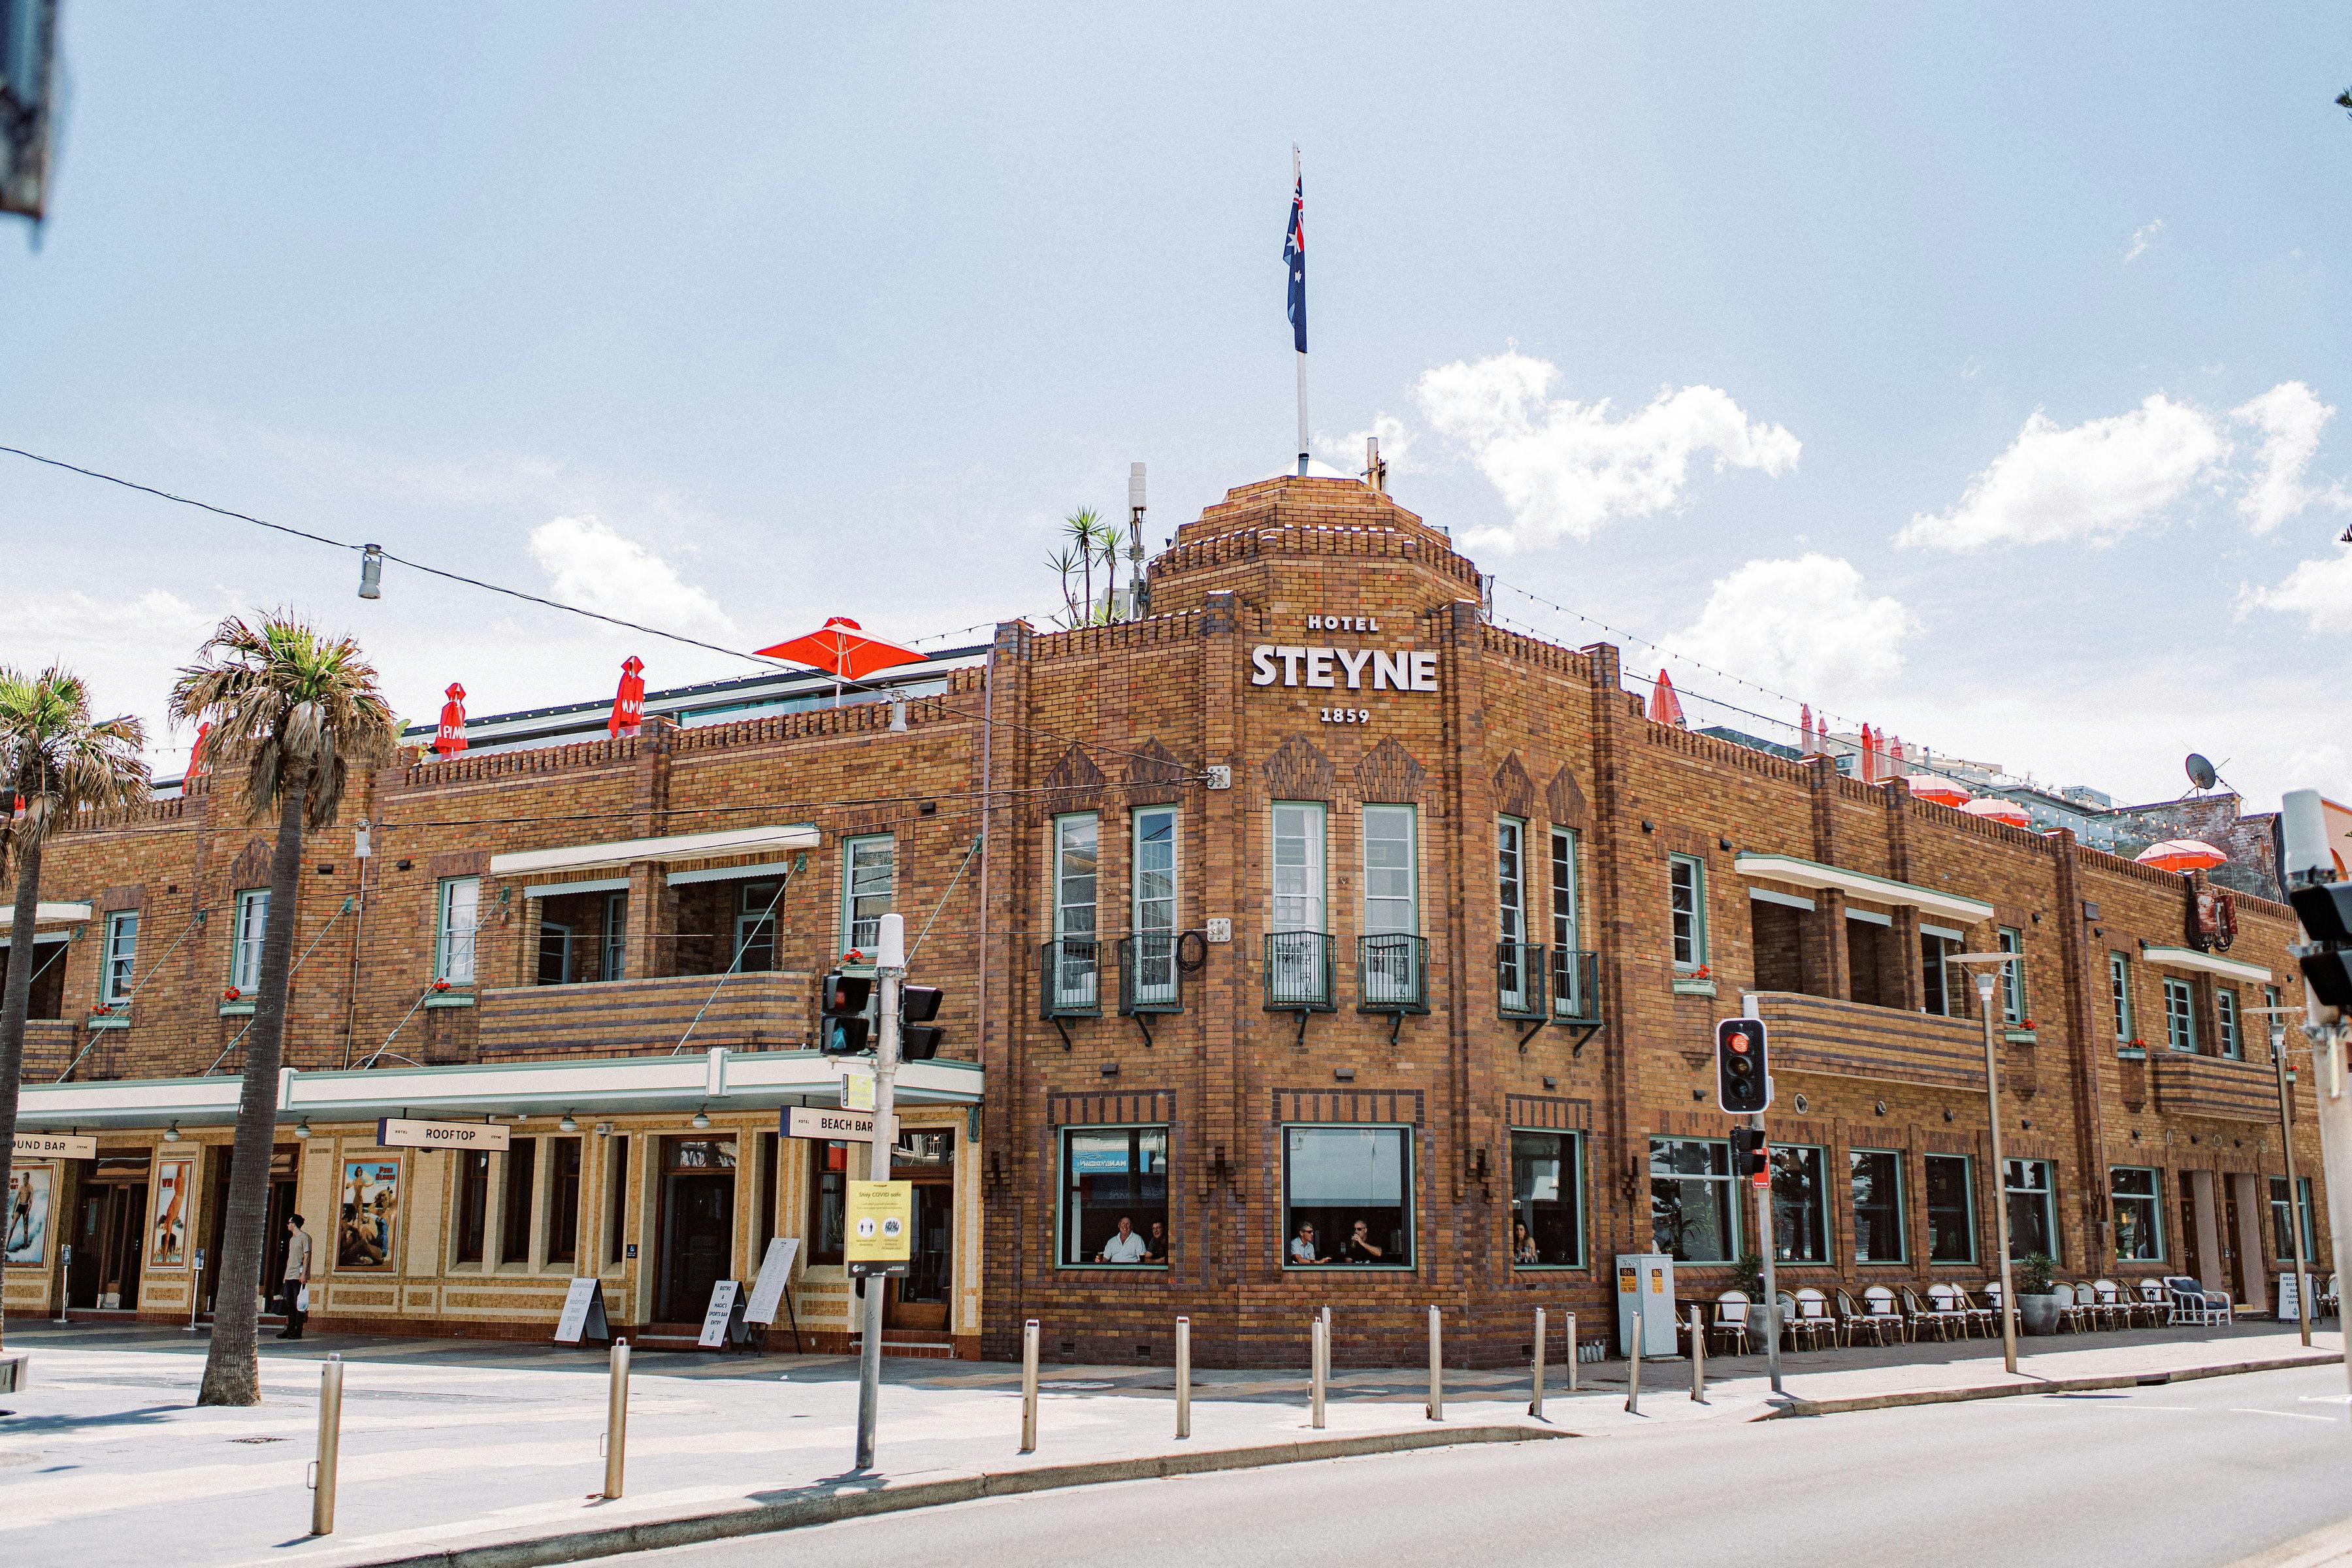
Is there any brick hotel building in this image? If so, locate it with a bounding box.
[1,471,2327,1365]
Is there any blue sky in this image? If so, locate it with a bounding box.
[3,4,2348,809]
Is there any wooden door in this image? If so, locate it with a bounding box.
[2178,1171,2206,1282]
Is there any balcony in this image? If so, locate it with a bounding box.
[2150,1050,2278,1124]
[1264,931,1335,1013]
[1039,938,1102,1020]
[1551,949,1602,1027]
[1748,991,1985,1092]
[1119,934,1184,1015]
[1497,942,1546,1020]
[1358,934,1428,1015]
[477,970,811,1060]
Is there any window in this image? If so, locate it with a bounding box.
[2272,1176,2317,1262]
[2003,1158,2057,1262]
[1282,1126,1412,1267]
[809,1140,850,1265]
[1130,808,1179,1005]
[2110,1167,2163,1262]
[546,1138,583,1265]
[1362,806,1418,1005]
[603,1135,630,1267]
[1495,817,1527,1007]
[455,1150,490,1264]
[1060,1126,1169,1266]
[841,836,894,953]
[1919,930,1957,1017]
[1771,1145,1831,1264]
[2266,986,2285,1060]
[1269,802,1328,999]
[230,888,269,993]
[1048,813,1100,1009]
[101,909,139,1004]
[734,881,781,972]
[436,877,480,985]
[1925,1154,1976,1263]
[1997,926,2026,1024]
[600,891,628,981]
[1851,1150,1906,1264]
[2163,977,2197,1053]
[2110,952,2133,1040]
[501,1141,538,1264]
[755,1132,779,1258]
[2217,988,2241,1060]
[1667,855,1707,970]
[1550,828,1588,1017]
[1650,1137,1736,1262]
[1509,1131,1584,1268]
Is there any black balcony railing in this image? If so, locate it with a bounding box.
[1496,941,1546,1019]
[1551,948,1602,1025]
[1039,937,1102,1019]
[1263,931,1335,1011]
[1358,933,1429,1013]
[1119,932,1184,1015]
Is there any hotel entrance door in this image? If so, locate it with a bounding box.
[656,1137,736,1324]
[883,1130,955,1332]
[201,1145,299,1313]
[68,1158,149,1310]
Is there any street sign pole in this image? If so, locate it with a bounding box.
[853,913,906,1472]
[1752,1113,1782,1395]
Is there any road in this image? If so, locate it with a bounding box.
[635,1365,2352,1568]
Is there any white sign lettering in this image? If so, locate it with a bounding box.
[376,1117,512,1151]
[1250,645,1437,693]
[1305,615,1379,632]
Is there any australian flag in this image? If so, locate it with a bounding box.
[1284,170,1307,353]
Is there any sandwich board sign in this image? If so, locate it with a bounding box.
[553,1276,610,1345]
[845,1180,912,1279]
[745,1237,800,1326]
[698,1279,749,1350]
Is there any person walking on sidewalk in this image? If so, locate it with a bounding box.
[278,1215,312,1340]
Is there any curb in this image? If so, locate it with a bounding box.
[344,1423,1570,1568]
[1761,1350,2344,1418]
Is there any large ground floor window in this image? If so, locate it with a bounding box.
[1284,1126,1413,1267]
[1851,1149,1905,1264]
[2110,1167,2163,1262]
[1061,1126,1169,1266]
[2272,1175,2317,1264]
[1770,1144,1831,1264]
[1650,1138,1735,1262]
[1925,1154,1975,1263]
[1509,1131,1584,1268]
[2004,1158,2057,1262]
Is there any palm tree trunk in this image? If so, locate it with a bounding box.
[0,796,46,1352]
[197,772,308,1405]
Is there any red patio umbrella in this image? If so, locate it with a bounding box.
[188,719,212,777]
[1647,668,1686,728]
[1961,796,2031,827]
[755,616,928,705]
[434,683,468,757]
[2136,838,2228,873]
[1799,704,1816,755]
[608,656,647,740]
[1900,772,1972,808]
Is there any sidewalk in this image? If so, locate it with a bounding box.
[0,1318,2336,1568]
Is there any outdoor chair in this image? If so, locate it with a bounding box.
[2322,1273,2343,1320]
[2051,1282,2091,1333]
[2164,1275,2230,1328]
[1964,1284,2004,1337]
[1929,1282,1987,1337]
[2132,1277,2168,1328]
[1793,1288,1837,1350]
[1711,1290,1754,1355]
[2089,1279,2132,1330]
[1835,1288,1884,1347]
[1862,1284,1908,1343]
[1901,1284,1961,1342]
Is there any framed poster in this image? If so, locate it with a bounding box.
[5,1164,53,1267]
[338,1156,402,1271]
[150,1156,194,1268]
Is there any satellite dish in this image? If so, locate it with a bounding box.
[2185,753,2217,792]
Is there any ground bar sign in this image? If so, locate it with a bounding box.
[375,1117,512,1151]
[14,1132,96,1160]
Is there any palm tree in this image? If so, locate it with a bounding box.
[0,670,149,1351]
[170,616,398,1405]
[1064,509,1103,625]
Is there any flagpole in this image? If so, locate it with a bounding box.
[1293,146,1309,477]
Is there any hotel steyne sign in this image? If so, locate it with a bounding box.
[1250,617,1438,727]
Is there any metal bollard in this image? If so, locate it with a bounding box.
[1625,1316,1642,1416]
[1426,1305,1443,1422]
[187,1251,206,1333]
[1019,1320,1039,1454]
[1565,1311,1577,1392]
[602,1339,631,1499]
[1310,1315,1328,1428]
[1529,1306,1546,1419]
[1175,1316,1191,1440]
[1690,1306,1707,1404]
[55,1245,70,1323]
[308,1354,344,1535]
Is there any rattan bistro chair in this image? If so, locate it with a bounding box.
[1835,1288,1883,1347]
[2089,1279,2132,1330]
[1791,1288,1837,1350]
[2132,1277,2169,1328]
[1712,1290,1754,1355]
[1929,1282,1987,1337]
[1901,1284,1961,1342]
[1861,1284,1908,1343]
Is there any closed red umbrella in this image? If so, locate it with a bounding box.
[434,683,468,757]
[188,719,212,777]
[2136,838,2227,873]
[1648,668,1686,728]
[755,616,928,705]
[608,656,647,740]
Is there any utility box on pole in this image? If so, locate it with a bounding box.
[1614,1252,1676,1357]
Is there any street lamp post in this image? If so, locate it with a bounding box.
[1952,953,2019,1375]
[2251,1006,2315,1348]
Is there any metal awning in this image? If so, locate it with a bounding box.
[2142,945,2271,985]
[491,823,819,882]
[1733,853,1996,924]
[16,1048,982,1131]
[0,901,93,926]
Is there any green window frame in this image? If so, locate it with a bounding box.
[1281,1124,1414,1269]
[1058,1124,1170,1267]
[2003,1158,2058,1264]
[1770,1143,1833,1265]
[1649,1137,1737,1262]
[1925,1153,1976,1264]
[1508,1129,1586,1269]
[229,887,270,994]
[2272,1176,2317,1262]
[1851,1149,1906,1264]
[2110,1166,2163,1262]
[101,909,139,1004]
[1668,854,1708,970]
[2217,988,2241,1060]
[840,834,894,953]
[2109,952,2133,1040]
[2163,977,2196,1053]
[436,875,480,985]
[1997,926,2026,1024]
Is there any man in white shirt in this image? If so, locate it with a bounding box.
[1288,1221,1328,1265]
[1097,1216,1150,1264]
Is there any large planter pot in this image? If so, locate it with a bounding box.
[2018,1293,2061,1335]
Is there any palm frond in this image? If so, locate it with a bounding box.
[170,613,400,827]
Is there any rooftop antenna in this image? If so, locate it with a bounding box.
[1126,463,1148,620]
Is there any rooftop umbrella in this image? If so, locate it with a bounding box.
[2136,838,2228,873]
[755,616,928,706]
[1648,668,1686,728]
[608,656,646,740]
[1960,796,2031,827]
[1900,772,1972,808]
[434,683,468,757]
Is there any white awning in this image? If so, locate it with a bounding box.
[2142,945,2272,985]
[1733,853,1995,924]
[0,901,93,927]
[491,823,819,881]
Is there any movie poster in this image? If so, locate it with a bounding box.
[338,1157,400,1270]
[5,1165,53,1267]
[150,1156,193,1268]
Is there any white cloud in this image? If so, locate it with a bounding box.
[2231,380,2337,534]
[2240,546,2352,634]
[528,515,737,636]
[1897,394,2227,551]
[1316,414,1416,476]
[2125,219,2164,263]
[0,588,228,767]
[1414,351,1799,552]
[1671,555,1918,693]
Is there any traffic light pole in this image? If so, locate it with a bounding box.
[854,913,906,1473]
[1752,1113,1782,1396]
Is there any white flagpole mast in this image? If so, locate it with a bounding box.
[1294,146,1309,477]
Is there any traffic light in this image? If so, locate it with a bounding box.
[1731,1126,1770,1184]
[819,972,873,1055]
[900,985,943,1061]
[1716,1017,1771,1115]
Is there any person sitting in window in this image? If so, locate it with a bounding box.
[1288,1221,1328,1265]
[1145,1220,1169,1262]
[1512,1222,1539,1264]
[1097,1215,1150,1264]
[1339,1218,1385,1264]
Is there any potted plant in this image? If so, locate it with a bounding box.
[2014,1252,2062,1334]
[1733,1251,1765,1301]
